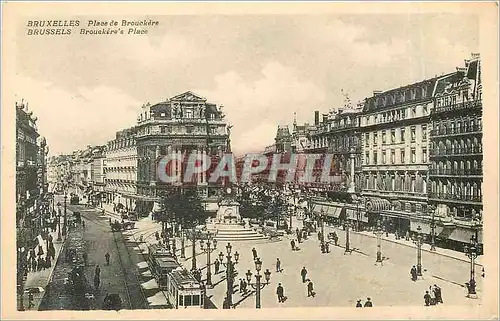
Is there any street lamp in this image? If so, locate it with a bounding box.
[464,235,479,296]
[56,201,62,241]
[413,225,424,276]
[344,220,351,254]
[218,242,239,308]
[180,230,186,259]
[429,205,436,251]
[246,257,272,309]
[199,233,217,287]
[62,194,67,236]
[374,220,383,264]
[319,208,325,249]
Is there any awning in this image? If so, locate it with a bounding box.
[365,197,391,212]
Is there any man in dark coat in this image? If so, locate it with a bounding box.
[424,291,431,306]
[364,297,373,307]
[276,258,282,273]
[276,283,285,303]
[252,247,258,260]
[105,252,110,266]
[307,280,314,297]
[214,259,220,274]
[433,284,443,303]
[291,239,296,251]
[356,299,362,307]
[332,231,338,246]
[301,266,307,283]
[410,266,418,281]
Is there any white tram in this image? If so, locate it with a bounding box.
[147,244,180,290]
[166,268,204,309]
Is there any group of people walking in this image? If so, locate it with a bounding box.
[424,284,443,306]
[355,297,373,307]
[25,241,56,274]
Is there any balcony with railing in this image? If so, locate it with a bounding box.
[430,125,482,137]
[428,168,483,177]
[432,100,482,114]
[429,146,482,157]
[428,192,482,203]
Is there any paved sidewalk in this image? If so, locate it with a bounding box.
[21,228,64,311]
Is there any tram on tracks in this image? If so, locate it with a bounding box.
[147,244,181,290]
[166,268,204,309]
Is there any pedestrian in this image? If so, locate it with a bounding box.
[405,231,410,241]
[83,252,88,266]
[155,231,159,240]
[239,278,244,293]
[95,265,101,278]
[356,299,362,307]
[433,284,443,304]
[105,252,110,266]
[301,266,307,283]
[276,283,285,303]
[332,231,338,246]
[242,279,247,293]
[28,292,34,309]
[45,255,51,268]
[364,297,373,307]
[307,280,315,297]
[222,297,230,309]
[325,242,330,253]
[252,247,258,260]
[82,220,86,229]
[37,257,42,271]
[424,291,431,306]
[296,227,300,241]
[291,239,296,251]
[214,259,220,274]
[317,231,322,242]
[410,265,417,281]
[276,258,281,273]
[48,234,53,242]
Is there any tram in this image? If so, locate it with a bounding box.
[147,244,180,290]
[166,268,204,309]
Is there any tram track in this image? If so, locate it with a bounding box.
[69,205,150,310]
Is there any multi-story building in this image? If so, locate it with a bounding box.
[105,128,138,212]
[16,100,42,244]
[359,77,438,234]
[428,53,483,249]
[135,91,229,215]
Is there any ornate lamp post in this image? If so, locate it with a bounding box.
[218,243,239,308]
[413,225,424,276]
[344,220,351,254]
[199,233,217,287]
[246,258,271,309]
[429,205,436,251]
[320,208,325,249]
[464,235,479,296]
[56,201,62,241]
[374,220,383,263]
[62,194,68,236]
[180,230,186,259]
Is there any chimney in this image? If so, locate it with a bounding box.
[314,111,320,125]
[322,114,328,123]
[373,90,382,96]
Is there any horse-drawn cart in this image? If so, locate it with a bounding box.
[110,220,135,231]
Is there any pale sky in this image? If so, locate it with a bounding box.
[13,14,479,156]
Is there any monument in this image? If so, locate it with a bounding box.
[206,186,268,242]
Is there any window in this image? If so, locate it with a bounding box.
[391,150,395,164]
[179,295,184,306]
[365,152,370,165]
[422,125,427,141]
[422,148,427,163]
[382,130,387,145]
[186,126,194,134]
[391,129,396,143]
[382,151,386,164]
[160,112,166,117]
[411,106,416,117]
[185,109,193,118]
[193,295,200,306]
[411,148,416,163]
[411,126,416,142]
[401,128,406,143]
[401,149,406,163]
[365,133,369,147]
[373,132,378,146]
[373,151,378,165]
[160,126,167,133]
[185,295,192,306]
